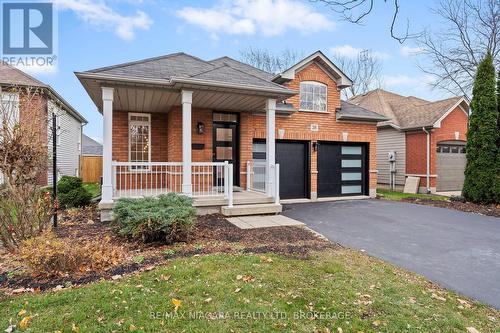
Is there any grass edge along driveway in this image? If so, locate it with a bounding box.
[1,250,498,333]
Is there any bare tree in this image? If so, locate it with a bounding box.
[311,0,421,43]
[332,50,383,99]
[239,47,304,74]
[418,0,499,97]
[0,85,53,250]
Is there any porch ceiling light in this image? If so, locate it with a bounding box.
[197,122,205,135]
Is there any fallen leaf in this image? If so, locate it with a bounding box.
[259,256,273,263]
[135,285,143,289]
[431,293,446,301]
[17,309,26,316]
[19,316,31,329]
[372,320,381,327]
[129,324,137,331]
[236,275,243,280]
[4,324,16,333]
[234,288,241,293]
[111,275,122,280]
[337,328,343,333]
[171,298,182,311]
[466,327,481,333]
[204,298,212,303]
[72,323,79,332]
[457,298,472,308]
[242,275,255,283]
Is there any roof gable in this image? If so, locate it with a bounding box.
[350,89,468,129]
[273,51,352,88]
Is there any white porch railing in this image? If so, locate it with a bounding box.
[246,161,280,204]
[111,161,278,206]
[112,161,232,200]
[246,161,266,192]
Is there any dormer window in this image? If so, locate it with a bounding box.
[300,81,327,112]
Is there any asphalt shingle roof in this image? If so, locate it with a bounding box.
[337,101,389,122]
[87,52,284,91]
[0,62,47,87]
[82,135,102,156]
[349,89,464,129]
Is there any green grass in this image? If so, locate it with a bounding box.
[377,188,449,202]
[83,182,100,198]
[1,250,498,332]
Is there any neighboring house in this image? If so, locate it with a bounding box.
[80,134,103,183]
[350,89,469,193]
[0,63,87,186]
[76,51,386,219]
[82,134,103,156]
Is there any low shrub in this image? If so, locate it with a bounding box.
[57,176,92,208]
[20,232,125,276]
[114,193,196,244]
[0,187,53,251]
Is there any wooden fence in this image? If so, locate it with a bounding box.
[80,156,102,183]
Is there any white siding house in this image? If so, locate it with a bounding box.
[47,100,84,186]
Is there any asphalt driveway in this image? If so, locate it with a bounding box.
[282,199,500,309]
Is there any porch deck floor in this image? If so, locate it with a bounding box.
[113,188,271,206]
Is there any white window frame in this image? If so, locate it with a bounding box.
[299,81,328,113]
[128,112,152,171]
[1,92,20,125]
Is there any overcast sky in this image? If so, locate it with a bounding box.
[22,0,450,142]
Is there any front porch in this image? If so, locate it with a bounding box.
[79,76,295,219]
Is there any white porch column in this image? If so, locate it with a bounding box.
[265,98,276,196]
[182,90,193,195]
[101,87,114,204]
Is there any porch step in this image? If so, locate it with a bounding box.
[221,203,282,216]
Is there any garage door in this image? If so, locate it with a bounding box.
[437,143,466,191]
[318,142,368,197]
[252,140,309,199]
[276,141,309,199]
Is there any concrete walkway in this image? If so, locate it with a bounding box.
[227,215,304,229]
[283,199,500,309]
[435,191,462,197]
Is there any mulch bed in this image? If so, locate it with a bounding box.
[399,198,500,218]
[0,206,334,296]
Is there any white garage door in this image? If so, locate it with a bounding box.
[436,142,466,191]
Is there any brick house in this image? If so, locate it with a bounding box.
[350,89,469,193]
[0,63,87,186]
[76,51,387,219]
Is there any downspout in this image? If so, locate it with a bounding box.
[422,127,430,194]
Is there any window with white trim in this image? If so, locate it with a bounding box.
[129,113,151,168]
[0,92,20,126]
[299,81,327,112]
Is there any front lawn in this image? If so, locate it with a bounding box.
[377,188,449,201]
[1,250,498,333]
[82,182,101,198]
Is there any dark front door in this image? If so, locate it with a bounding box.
[213,122,239,186]
[276,141,309,199]
[318,142,368,197]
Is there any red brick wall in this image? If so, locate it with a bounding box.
[111,61,379,196]
[405,106,468,189]
[242,62,378,194]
